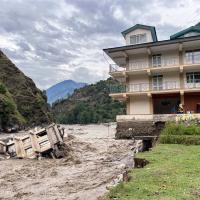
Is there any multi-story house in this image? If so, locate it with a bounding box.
[103,23,200,118]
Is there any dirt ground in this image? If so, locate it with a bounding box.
[0,123,137,200]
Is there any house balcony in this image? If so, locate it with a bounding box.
[110,81,181,97]
[109,57,180,76]
[109,54,200,78]
[184,81,200,92]
[109,64,126,77]
[110,80,200,98]
[183,54,200,70]
[150,57,180,74]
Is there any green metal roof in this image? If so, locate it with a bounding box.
[121,24,158,42]
[170,22,200,40]
[103,35,200,54]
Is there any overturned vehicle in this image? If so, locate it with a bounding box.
[0,124,66,159]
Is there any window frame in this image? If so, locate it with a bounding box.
[130,33,147,45]
[152,75,163,90]
[185,50,200,64]
[186,72,200,83]
[152,54,162,68]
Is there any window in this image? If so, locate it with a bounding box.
[130,34,147,45]
[152,75,163,90]
[186,72,200,83]
[152,54,162,67]
[185,50,200,64]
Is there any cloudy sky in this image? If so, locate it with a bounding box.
[0,0,200,89]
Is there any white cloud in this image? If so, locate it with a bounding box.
[0,35,19,50]
[0,0,200,89]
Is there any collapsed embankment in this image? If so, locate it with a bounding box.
[116,121,165,139]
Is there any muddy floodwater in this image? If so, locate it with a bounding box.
[0,123,136,200]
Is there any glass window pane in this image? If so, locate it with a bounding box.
[130,35,136,44]
[130,34,147,44]
[140,34,147,43]
[152,55,161,67]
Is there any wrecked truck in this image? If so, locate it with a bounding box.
[0,123,66,159]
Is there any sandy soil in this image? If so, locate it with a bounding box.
[0,123,137,200]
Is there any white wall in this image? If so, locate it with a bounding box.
[128,54,149,70]
[129,74,149,85]
[129,96,151,114]
[163,72,180,83]
[125,28,153,45]
[161,51,179,67]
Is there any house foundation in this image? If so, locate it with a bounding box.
[115,114,200,142]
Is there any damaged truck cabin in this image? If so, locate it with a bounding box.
[103,23,200,142]
[0,124,65,159]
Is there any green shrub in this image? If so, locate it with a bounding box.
[160,122,200,145]
[160,135,200,145]
[0,86,26,128]
[161,121,200,136]
[0,83,7,94]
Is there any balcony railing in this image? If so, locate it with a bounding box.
[128,60,148,71]
[110,81,180,94]
[110,57,180,73]
[109,64,125,73]
[185,82,200,89]
[152,81,180,91]
[109,85,126,93]
[152,57,179,68]
[184,53,200,65]
[109,53,200,74]
[127,83,149,92]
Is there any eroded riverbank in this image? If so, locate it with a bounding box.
[0,124,138,200]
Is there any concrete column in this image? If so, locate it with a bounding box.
[179,50,184,89]
[149,96,153,114]
[179,50,183,65]
[148,54,152,68]
[179,73,184,89]
[180,92,185,105]
[126,75,129,92]
[148,76,152,91]
[126,56,129,71]
[126,97,130,115]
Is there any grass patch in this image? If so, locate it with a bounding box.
[106,144,200,200]
[160,135,200,145]
[160,122,200,145]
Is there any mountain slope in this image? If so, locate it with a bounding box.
[46,80,86,104]
[0,83,25,129]
[52,78,126,124]
[0,50,53,128]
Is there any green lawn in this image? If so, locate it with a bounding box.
[107,144,200,200]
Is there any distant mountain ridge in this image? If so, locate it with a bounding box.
[46,80,86,104]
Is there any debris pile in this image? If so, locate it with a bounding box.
[0,124,66,159]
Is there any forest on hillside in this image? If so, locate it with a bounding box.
[52,78,126,124]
